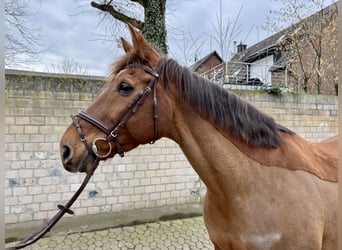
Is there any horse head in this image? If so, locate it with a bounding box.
[60,25,173,174]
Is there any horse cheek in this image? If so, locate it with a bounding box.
[125,115,155,145]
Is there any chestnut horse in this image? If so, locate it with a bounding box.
[60,25,337,249]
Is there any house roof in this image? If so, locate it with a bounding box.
[189,51,223,72]
[231,3,337,64]
[231,32,280,63]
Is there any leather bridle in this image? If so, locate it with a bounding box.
[8,59,163,249]
[71,62,161,160]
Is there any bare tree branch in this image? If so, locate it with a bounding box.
[209,1,243,61]
[267,0,337,94]
[45,57,89,75]
[5,0,45,67]
[90,1,144,30]
[171,30,204,66]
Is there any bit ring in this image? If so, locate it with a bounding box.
[91,138,112,158]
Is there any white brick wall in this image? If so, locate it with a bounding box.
[5,71,338,225]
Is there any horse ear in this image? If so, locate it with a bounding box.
[120,37,134,53]
[127,23,160,67]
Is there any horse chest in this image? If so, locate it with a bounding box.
[202,170,332,249]
[240,233,282,249]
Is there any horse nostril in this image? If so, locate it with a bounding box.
[62,145,72,163]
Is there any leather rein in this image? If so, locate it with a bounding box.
[8,60,162,249]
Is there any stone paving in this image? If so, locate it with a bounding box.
[6,216,214,250]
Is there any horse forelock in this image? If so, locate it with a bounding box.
[107,53,145,82]
[157,57,294,148]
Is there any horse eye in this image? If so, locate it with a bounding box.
[118,82,134,95]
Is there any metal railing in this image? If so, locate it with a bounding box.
[200,61,289,91]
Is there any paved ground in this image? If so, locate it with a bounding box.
[6,216,214,250]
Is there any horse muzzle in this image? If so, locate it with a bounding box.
[61,137,115,173]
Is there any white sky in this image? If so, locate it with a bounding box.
[5,0,328,76]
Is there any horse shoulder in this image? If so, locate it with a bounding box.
[245,133,338,182]
[292,135,338,182]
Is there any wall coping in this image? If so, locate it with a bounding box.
[5,69,106,81]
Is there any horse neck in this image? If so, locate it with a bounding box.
[169,102,256,198]
[167,99,338,190]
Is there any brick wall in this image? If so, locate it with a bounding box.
[5,70,338,227]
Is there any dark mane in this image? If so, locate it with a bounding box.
[158,57,294,148]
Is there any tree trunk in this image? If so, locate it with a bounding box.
[142,0,167,53]
[90,0,167,54]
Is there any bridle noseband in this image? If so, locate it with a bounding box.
[72,60,162,161]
